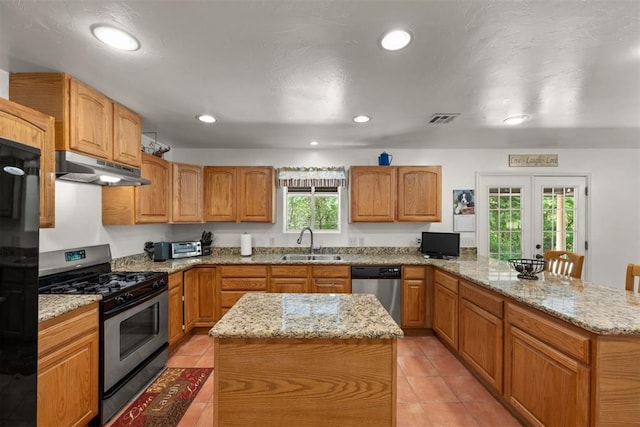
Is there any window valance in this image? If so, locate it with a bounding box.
[276,167,347,188]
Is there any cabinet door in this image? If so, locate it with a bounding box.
[433,283,458,349]
[194,267,216,327]
[402,280,426,328]
[112,102,141,168]
[69,78,112,159]
[171,162,203,223]
[269,266,309,292]
[459,298,503,392]
[350,166,396,222]
[183,269,198,334]
[168,273,184,347]
[238,167,274,222]
[38,305,98,427]
[505,324,590,426]
[271,278,308,293]
[397,166,441,222]
[136,153,170,223]
[313,278,350,293]
[203,166,237,221]
[0,98,56,228]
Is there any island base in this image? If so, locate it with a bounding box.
[213,337,397,427]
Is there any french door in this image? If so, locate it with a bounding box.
[476,174,588,275]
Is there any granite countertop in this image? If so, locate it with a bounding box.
[110,248,640,336]
[209,293,404,339]
[39,294,102,323]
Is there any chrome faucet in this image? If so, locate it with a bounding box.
[297,227,314,254]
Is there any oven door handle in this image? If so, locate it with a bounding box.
[102,285,167,319]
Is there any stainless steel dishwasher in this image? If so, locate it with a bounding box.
[351,266,401,324]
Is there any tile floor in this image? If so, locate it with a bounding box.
[107,334,522,426]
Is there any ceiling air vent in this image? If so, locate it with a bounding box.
[429,113,460,124]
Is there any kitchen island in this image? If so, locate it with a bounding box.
[209,293,404,427]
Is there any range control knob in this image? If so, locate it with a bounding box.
[124,292,134,301]
[115,296,126,305]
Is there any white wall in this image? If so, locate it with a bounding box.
[170,147,640,288]
[0,69,8,98]
[39,181,172,258]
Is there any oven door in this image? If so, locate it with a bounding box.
[103,290,168,392]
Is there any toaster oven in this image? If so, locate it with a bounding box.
[170,241,202,258]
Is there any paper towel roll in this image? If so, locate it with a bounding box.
[240,233,252,256]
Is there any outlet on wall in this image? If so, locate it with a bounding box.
[460,237,476,247]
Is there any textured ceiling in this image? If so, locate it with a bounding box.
[0,0,638,150]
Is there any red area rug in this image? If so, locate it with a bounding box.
[110,367,212,427]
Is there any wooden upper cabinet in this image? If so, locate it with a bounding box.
[136,154,171,223]
[350,165,442,222]
[238,167,274,222]
[350,166,396,222]
[203,166,274,223]
[69,78,112,159]
[0,97,56,228]
[112,102,142,168]
[102,153,170,224]
[9,72,141,168]
[171,162,203,223]
[203,166,237,221]
[397,166,441,222]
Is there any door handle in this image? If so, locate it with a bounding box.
[535,254,543,260]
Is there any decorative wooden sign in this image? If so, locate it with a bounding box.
[508,154,558,167]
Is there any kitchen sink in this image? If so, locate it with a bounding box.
[279,254,343,261]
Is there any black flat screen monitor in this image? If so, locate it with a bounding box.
[421,232,460,259]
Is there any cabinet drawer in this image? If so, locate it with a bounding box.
[312,265,350,278]
[403,266,425,280]
[435,269,458,293]
[271,265,309,277]
[221,278,267,291]
[460,281,503,318]
[507,303,591,364]
[168,271,182,290]
[221,290,266,308]
[39,304,98,357]
[220,265,267,278]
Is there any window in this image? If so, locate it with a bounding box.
[284,186,340,233]
[488,187,522,261]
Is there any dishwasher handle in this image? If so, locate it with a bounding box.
[351,265,402,280]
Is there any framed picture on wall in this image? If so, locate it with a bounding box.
[453,189,475,231]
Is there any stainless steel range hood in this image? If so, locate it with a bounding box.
[55,150,150,186]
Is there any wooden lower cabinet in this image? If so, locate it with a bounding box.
[168,272,185,348]
[311,265,351,293]
[269,265,310,293]
[458,281,504,393]
[433,270,458,349]
[504,302,590,426]
[218,265,268,319]
[184,266,216,328]
[401,266,427,328]
[38,303,99,427]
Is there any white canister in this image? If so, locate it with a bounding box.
[240,233,252,256]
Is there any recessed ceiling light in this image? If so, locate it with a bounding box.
[503,114,529,125]
[310,141,319,146]
[380,30,412,51]
[353,115,371,123]
[197,114,217,123]
[91,25,140,51]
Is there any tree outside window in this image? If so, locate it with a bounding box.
[285,187,340,232]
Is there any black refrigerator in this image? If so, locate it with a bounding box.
[0,136,40,426]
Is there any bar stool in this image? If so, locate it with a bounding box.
[543,250,584,279]
[625,264,640,292]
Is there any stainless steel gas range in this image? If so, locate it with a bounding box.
[38,244,168,425]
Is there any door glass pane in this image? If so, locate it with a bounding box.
[120,303,159,360]
[541,187,577,252]
[488,187,522,261]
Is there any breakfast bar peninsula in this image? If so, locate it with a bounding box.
[209,293,403,427]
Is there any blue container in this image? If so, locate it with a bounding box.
[378,152,393,166]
